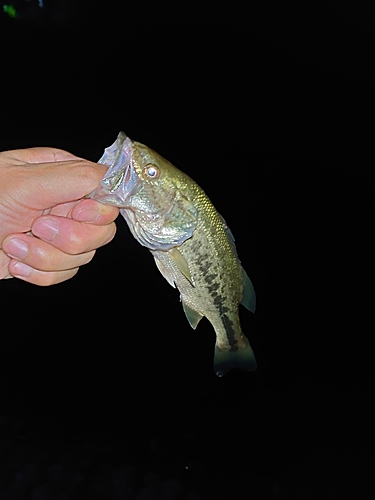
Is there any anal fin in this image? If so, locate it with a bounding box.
[182,301,203,329]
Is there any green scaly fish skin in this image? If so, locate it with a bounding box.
[90,132,257,376]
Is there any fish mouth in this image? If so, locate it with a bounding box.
[88,131,140,207]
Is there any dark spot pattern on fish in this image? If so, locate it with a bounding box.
[207,282,220,294]
[213,295,229,314]
[213,295,223,308]
[197,257,211,276]
[192,247,217,285]
[211,296,238,349]
[189,229,241,352]
[222,312,239,351]
[205,274,216,285]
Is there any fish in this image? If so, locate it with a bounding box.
[90,131,257,376]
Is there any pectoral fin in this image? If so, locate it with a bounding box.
[241,268,256,313]
[168,247,195,286]
[182,301,203,329]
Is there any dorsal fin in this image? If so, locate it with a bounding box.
[241,268,256,313]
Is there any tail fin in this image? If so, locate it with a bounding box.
[214,339,257,377]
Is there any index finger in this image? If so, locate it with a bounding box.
[30,216,117,255]
[71,199,120,225]
[4,147,81,164]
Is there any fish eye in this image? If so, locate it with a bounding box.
[144,164,160,179]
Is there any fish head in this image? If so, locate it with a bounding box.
[90,132,198,250]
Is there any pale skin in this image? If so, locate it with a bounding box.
[0,147,119,286]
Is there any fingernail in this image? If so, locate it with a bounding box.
[4,238,29,259]
[74,206,101,223]
[33,218,59,241]
[11,261,32,278]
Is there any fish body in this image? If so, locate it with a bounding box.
[90,132,256,376]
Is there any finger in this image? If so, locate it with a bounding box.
[0,251,12,279]
[2,234,96,272]
[8,260,79,286]
[31,216,117,254]
[47,200,80,217]
[44,199,119,221]
[5,147,81,164]
[71,199,120,224]
[8,159,109,210]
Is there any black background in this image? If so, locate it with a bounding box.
[0,2,373,499]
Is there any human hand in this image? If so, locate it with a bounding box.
[0,147,119,285]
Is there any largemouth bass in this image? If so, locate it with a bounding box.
[90,132,257,376]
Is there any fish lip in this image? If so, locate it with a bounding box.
[89,132,141,207]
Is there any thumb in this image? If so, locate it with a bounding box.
[5,147,83,164]
[12,159,108,210]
